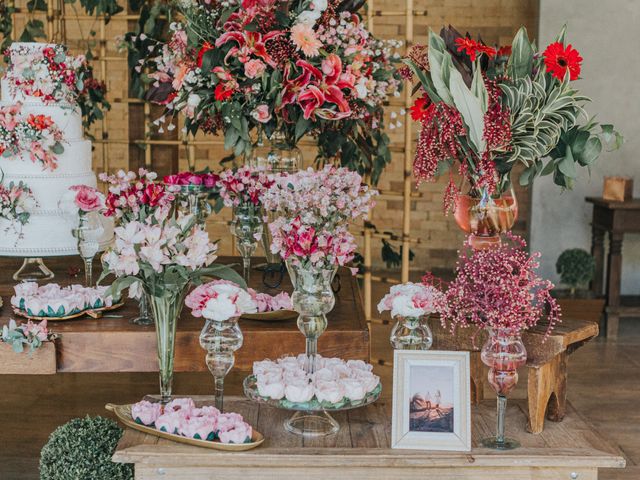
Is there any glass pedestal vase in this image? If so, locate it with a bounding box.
[13,257,55,281]
[199,317,243,412]
[480,327,527,450]
[454,186,518,249]
[148,285,188,403]
[130,292,154,326]
[245,129,301,267]
[390,315,433,350]
[72,211,103,287]
[230,204,263,283]
[173,185,213,225]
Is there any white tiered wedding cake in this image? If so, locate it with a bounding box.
[0,42,112,257]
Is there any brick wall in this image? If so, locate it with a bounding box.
[6,0,538,272]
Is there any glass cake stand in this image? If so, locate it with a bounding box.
[243,375,382,436]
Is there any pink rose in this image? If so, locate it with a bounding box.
[218,422,252,444]
[244,59,266,79]
[70,185,102,212]
[250,104,272,123]
[131,400,163,426]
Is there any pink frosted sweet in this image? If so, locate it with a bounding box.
[257,379,286,400]
[131,400,163,426]
[346,359,373,372]
[192,405,220,418]
[218,422,252,444]
[216,413,245,433]
[315,380,345,404]
[340,378,367,401]
[284,379,314,403]
[164,397,195,415]
[178,416,216,440]
[155,411,186,434]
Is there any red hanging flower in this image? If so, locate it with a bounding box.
[543,42,582,81]
[409,95,430,121]
[496,45,512,57]
[455,37,496,61]
[196,42,215,68]
[214,83,235,102]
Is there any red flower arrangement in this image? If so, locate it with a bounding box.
[441,233,561,336]
[543,42,582,81]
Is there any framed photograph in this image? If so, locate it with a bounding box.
[392,350,471,451]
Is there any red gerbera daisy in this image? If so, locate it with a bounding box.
[543,42,582,81]
[455,37,496,61]
[410,95,430,121]
[497,45,512,57]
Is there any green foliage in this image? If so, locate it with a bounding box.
[40,416,133,480]
[555,248,595,289]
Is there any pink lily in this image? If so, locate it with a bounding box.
[215,30,283,68]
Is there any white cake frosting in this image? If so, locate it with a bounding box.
[0,42,113,257]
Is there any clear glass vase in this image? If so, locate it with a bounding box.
[174,185,213,226]
[199,317,243,412]
[480,327,527,450]
[130,292,154,326]
[453,184,518,249]
[72,211,104,287]
[147,284,188,403]
[246,129,301,266]
[389,315,433,350]
[285,260,338,436]
[230,203,263,282]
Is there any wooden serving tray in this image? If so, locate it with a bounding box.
[105,403,265,451]
[241,309,297,321]
[13,302,124,322]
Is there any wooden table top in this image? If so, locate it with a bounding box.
[112,396,625,470]
[586,196,640,209]
[0,257,369,372]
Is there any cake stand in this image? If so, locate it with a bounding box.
[243,375,382,436]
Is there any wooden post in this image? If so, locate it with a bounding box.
[401,0,414,284]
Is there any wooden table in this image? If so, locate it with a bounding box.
[0,257,369,373]
[112,396,625,480]
[429,317,599,434]
[587,197,640,338]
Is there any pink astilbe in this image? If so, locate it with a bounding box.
[442,233,561,336]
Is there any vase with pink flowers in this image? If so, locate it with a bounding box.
[377,282,446,350]
[186,280,257,412]
[163,171,220,226]
[68,185,105,287]
[441,233,561,449]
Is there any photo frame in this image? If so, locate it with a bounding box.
[392,350,471,451]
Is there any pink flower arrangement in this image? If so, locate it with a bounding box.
[377,282,447,318]
[263,166,375,269]
[163,171,219,189]
[0,104,65,171]
[217,166,273,208]
[247,288,292,313]
[69,185,104,213]
[253,355,379,404]
[131,397,252,444]
[442,233,561,335]
[1,318,55,353]
[99,168,174,222]
[186,279,257,321]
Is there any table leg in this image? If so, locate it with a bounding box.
[605,232,624,339]
[591,227,605,297]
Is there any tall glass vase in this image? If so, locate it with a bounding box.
[230,203,263,282]
[454,184,518,249]
[130,292,154,326]
[147,285,188,403]
[480,327,527,450]
[199,317,243,412]
[246,129,301,266]
[72,211,103,287]
[174,185,213,226]
[390,315,433,350]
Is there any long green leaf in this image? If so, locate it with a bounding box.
[400,59,442,103]
[427,29,454,105]
[448,63,485,153]
[471,60,488,113]
[507,27,534,80]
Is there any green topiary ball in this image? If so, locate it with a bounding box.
[40,416,133,480]
[555,248,596,289]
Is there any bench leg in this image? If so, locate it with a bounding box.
[470,351,484,405]
[527,354,568,433]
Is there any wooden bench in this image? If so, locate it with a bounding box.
[429,317,599,434]
[112,396,624,480]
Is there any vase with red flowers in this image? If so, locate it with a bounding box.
[402,25,622,246]
[441,233,561,449]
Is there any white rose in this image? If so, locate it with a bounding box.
[315,380,344,404]
[390,295,423,318]
[296,10,322,25]
[187,93,201,107]
[202,296,237,321]
[355,77,368,99]
[284,379,314,403]
[340,378,367,401]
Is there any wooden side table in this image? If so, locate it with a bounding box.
[586,197,640,338]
